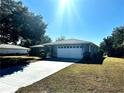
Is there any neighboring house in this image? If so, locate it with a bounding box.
[0,44,30,55]
[31,39,99,59]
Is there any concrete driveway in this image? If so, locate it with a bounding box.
[0,60,74,93]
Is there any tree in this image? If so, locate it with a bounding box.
[112,26,124,48]
[56,36,66,41]
[0,0,51,46]
[100,25,124,57]
[100,36,113,54]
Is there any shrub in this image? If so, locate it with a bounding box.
[39,50,47,59]
[83,52,91,61]
[0,58,29,69]
[108,47,124,57]
[79,51,104,64]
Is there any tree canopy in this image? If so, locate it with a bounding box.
[0,0,51,47]
[100,26,124,57]
[56,36,66,41]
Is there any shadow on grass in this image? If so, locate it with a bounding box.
[0,58,30,77]
[0,64,29,77]
[77,57,105,64]
[43,57,105,64]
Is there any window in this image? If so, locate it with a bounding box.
[58,46,61,48]
[77,46,79,48]
[67,46,69,48]
[70,46,72,48]
[73,46,75,48]
[64,46,66,48]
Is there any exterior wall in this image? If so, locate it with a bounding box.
[81,44,89,53]
[0,49,29,54]
[89,44,99,54]
[45,43,98,59]
[51,45,57,58]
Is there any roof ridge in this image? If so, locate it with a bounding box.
[0,44,29,49]
[55,39,90,42]
[30,39,98,47]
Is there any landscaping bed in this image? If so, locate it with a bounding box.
[16,57,124,93]
[0,56,41,69]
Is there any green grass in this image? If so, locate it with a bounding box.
[16,57,124,93]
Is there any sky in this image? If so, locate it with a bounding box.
[22,0,124,45]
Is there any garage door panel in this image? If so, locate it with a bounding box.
[57,48,82,59]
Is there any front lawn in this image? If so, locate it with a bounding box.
[16,57,124,93]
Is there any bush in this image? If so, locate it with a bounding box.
[108,47,124,57]
[79,51,104,64]
[0,58,29,69]
[82,52,91,61]
[39,50,47,59]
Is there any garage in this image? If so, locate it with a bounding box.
[57,45,83,59]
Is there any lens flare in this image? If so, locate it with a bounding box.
[60,0,70,8]
[51,0,80,36]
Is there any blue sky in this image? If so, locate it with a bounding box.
[22,0,124,45]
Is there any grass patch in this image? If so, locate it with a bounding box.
[16,57,124,93]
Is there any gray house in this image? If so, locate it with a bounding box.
[30,39,98,59]
[31,39,98,59]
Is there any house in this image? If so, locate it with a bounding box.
[0,44,30,55]
[31,39,99,59]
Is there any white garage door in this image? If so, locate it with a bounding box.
[57,46,83,59]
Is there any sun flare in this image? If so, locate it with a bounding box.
[53,0,80,35]
[60,0,70,8]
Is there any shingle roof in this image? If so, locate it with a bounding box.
[30,45,44,48]
[0,44,30,50]
[30,39,98,48]
[44,39,92,45]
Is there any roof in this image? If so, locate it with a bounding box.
[30,45,44,48]
[0,44,30,50]
[44,39,92,45]
[31,39,98,48]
